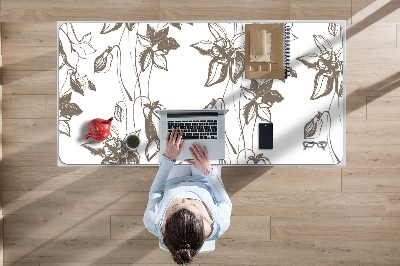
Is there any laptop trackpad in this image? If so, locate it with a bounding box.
[181,140,213,159]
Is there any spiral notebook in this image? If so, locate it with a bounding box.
[244,23,290,79]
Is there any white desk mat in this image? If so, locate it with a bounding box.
[58,21,346,165]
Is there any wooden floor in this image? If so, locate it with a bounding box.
[1,0,400,265]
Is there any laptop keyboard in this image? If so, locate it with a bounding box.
[168,120,218,139]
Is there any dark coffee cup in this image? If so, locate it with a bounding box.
[125,134,140,150]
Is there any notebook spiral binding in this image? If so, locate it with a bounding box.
[284,24,291,79]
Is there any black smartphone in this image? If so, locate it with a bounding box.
[259,123,273,149]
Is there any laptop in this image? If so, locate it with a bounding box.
[156,109,229,160]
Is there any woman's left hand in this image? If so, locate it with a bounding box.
[164,127,186,161]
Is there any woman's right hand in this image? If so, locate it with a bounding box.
[184,144,212,175]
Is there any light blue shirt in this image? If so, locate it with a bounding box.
[144,155,232,241]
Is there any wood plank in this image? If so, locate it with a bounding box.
[290,0,351,20]
[111,216,154,240]
[346,96,366,120]
[160,0,290,20]
[351,0,400,25]
[3,238,315,264]
[2,191,65,215]
[1,166,155,192]
[1,23,56,47]
[0,0,160,22]
[347,23,396,49]
[66,191,148,216]
[351,0,376,24]
[2,142,57,167]
[3,263,40,266]
[45,95,56,119]
[2,70,56,95]
[224,166,341,193]
[0,216,3,266]
[2,50,56,71]
[2,119,56,143]
[346,143,400,168]
[2,167,112,192]
[231,192,386,217]
[222,216,270,240]
[3,239,166,264]
[2,95,46,118]
[41,264,196,266]
[0,22,3,266]
[346,120,400,145]
[316,240,400,264]
[1,47,56,58]
[386,194,400,216]
[4,214,110,240]
[398,24,400,48]
[343,168,400,193]
[367,96,400,120]
[273,216,400,241]
[346,48,400,97]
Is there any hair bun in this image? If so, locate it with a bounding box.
[174,247,193,264]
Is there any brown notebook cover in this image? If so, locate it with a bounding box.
[245,23,288,79]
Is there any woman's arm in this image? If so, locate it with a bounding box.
[143,155,175,236]
[185,144,232,237]
[143,128,186,236]
[205,167,232,237]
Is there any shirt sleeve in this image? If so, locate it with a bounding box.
[204,167,232,237]
[143,155,175,237]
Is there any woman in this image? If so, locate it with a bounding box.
[144,127,232,264]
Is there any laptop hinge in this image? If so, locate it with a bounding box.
[167,112,219,118]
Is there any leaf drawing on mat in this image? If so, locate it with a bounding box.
[328,23,340,37]
[304,111,324,139]
[247,153,271,165]
[81,126,140,164]
[137,24,180,71]
[70,70,96,96]
[59,92,82,137]
[241,80,283,124]
[289,67,298,78]
[101,23,136,34]
[58,39,74,70]
[143,100,164,161]
[191,23,245,87]
[204,97,226,109]
[286,23,298,41]
[63,23,96,59]
[94,46,113,73]
[297,34,343,100]
[170,23,193,30]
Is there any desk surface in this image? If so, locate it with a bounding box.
[58,21,346,165]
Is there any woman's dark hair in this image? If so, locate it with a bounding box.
[163,208,206,264]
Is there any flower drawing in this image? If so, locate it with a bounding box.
[297,34,343,100]
[191,23,245,87]
[81,127,140,164]
[137,24,180,71]
[241,80,284,124]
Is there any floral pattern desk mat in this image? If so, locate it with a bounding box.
[58,21,345,165]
